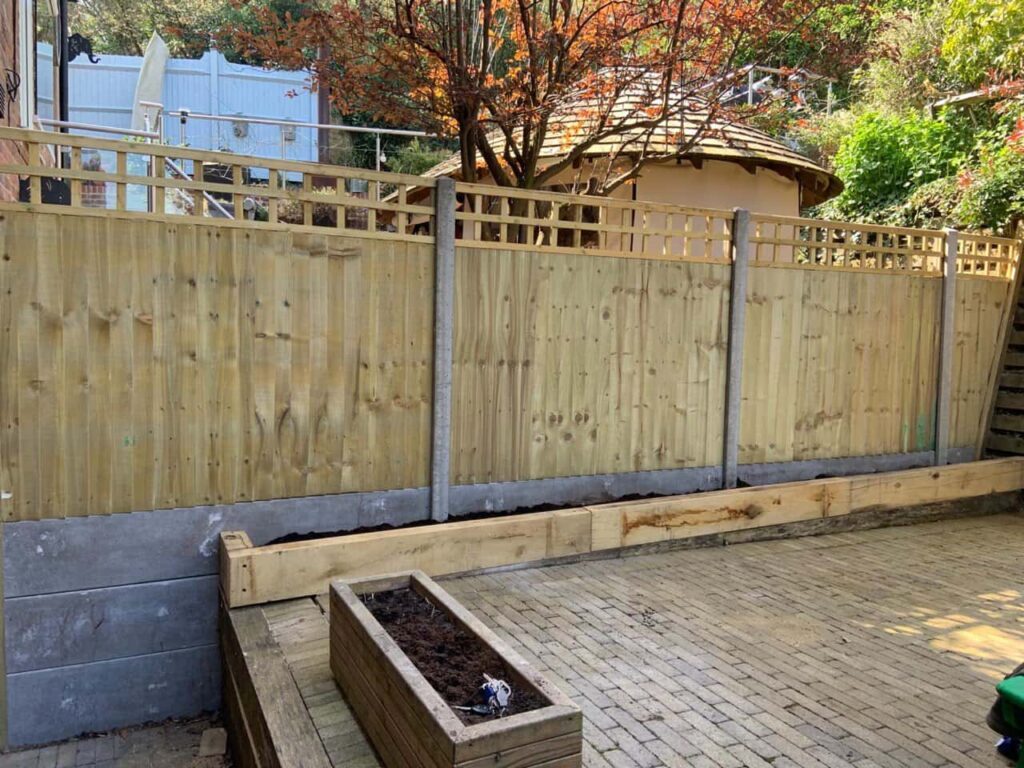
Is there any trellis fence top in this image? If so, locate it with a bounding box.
[0,126,1016,280]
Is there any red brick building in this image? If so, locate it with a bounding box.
[1,0,27,200]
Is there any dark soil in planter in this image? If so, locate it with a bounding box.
[362,588,549,725]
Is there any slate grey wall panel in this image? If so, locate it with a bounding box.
[5,576,218,673]
[7,645,219,747]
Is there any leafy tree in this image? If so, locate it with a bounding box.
[853,6,951,112]
[227,0,854,192]
[71,0,308,59]
[886,175,963,229]
[942,0,1024,87]
[212,0,313,63]
[765,0,1024,232]
[790,108,859,165]
[746,2,879,78]
[72,0,217,56]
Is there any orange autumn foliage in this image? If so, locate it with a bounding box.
[226,0,845,191]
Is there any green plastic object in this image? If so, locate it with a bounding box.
[997,677,1024,767]
[999,677,1024,713]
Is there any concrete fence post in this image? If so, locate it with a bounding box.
[723,209,751,489]
[431,177,457,521]
[935,229,958,465]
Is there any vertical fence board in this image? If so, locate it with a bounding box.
[129,222,156,512]
[305,234,331,497]
[34,214,64,520]
[195,228,215,505]
[951,276,1014,450]
[723,210,750,488]
[85,218,113,516]
[150,223,174,509]
[285,234,312,499]
[252,231,281,502]
[108,216,134,513]
[0,215,15,520]
[175,226,200,509]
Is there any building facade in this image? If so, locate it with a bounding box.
[1,0,26,200]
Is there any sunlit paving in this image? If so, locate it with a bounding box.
[443,514,1024,767]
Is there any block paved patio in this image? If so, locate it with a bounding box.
[444,512,1024,768]
[3,511,1023,767]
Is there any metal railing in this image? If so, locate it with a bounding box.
[157,107,434,178]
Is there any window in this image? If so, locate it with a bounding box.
[33,0,57,122]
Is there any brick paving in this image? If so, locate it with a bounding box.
[4,513,1023,767]
[0,718,227,768]
[444,513,1024,768]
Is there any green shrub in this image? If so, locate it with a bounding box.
[790,109,859,168]
[881,175,964,229]
[386,139,453,176]
[954,147,1024,233]
[854,7,951,112]
[827,112,971,218]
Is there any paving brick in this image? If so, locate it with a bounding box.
[0,719,224,768]
[444,513,1024,768]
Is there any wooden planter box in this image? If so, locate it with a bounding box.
[329,571,583,767]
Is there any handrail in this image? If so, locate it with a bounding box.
[163,156,233,219]
[37,118,161,140]
[165,109,432,138]
[0,125,436,188]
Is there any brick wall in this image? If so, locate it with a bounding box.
[1,0,26,201]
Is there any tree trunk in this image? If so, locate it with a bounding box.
[458,121,479,184]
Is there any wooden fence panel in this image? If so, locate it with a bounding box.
[740,266,941,463]
[0,129,1019,521]
[450,247,731,484]
[950,276,1014,449]
[0,210,433,520]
